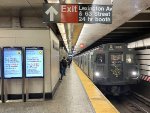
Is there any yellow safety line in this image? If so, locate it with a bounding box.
[73,62,120,113]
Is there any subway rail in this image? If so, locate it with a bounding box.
[74,43,140,95]
[108,93,150,113]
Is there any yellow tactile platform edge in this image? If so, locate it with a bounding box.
[73,62,120,113]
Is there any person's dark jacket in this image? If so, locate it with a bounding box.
[60,61,63,73]
[61,59,67,68]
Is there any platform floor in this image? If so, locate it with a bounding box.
[74,63,119,113]
[0,65,95,113]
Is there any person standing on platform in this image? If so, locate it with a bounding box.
[59,60,64,80]
[67,57,71,68]
[67,57,72,68]
[70,57,72,64]
[61,57,67,76]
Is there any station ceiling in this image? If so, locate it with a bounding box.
[80,7,150,53]
[0,0,43,7]
[0,0,43,17]
[74,0,150,53]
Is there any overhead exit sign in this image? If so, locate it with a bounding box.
[43,3,112,24]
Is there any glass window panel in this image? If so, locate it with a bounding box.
[95,54,105,64]
[126,54,134,63]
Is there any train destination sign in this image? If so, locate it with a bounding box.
[3,47,23,79]
[43,4,112,24]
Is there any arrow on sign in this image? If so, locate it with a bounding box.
[45,6,58,21]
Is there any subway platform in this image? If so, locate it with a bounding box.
[0,63,119,113]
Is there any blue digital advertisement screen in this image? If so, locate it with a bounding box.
[4,47,23,79]
[25,47,44,78]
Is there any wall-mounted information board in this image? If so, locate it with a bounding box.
[25,47,44,78]
[3,47,23,79]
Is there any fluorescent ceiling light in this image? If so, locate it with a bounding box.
[57,23,65,34]
[93,0,112,4]
[62,35,67,40]
[65,0,75,3]
[47,0,59,3]
[57,22,70,52]
[78,2,83,4]
[63,39,67,41]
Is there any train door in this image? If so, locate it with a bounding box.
[79,56,81,67]
[87,53,90,77]
[77,56,79,66]
[81,55,84,70]
[81,56,83,69]
[84,53,89,75]
[83,55,85,72]
[80,56,82,68]
[108,52,124,81]
[89,51,94,80]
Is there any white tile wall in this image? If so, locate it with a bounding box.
[50,30,60,91]
[128,37,150,77]
[137,49,150,54]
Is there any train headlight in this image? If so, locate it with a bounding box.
[132,71,137,76]
[94,72,100,77]
[131,71,139,78]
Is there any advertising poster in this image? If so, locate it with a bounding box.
[4,48,22,78]
[25,47,44,78]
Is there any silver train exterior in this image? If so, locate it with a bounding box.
[74,43,140,95]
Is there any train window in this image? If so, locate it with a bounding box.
[126,54,134,63]
[95,54,105,64]
[111,54,123,64]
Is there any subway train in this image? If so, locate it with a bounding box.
[74,43,140,95]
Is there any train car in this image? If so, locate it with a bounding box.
[74,43,140,96]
